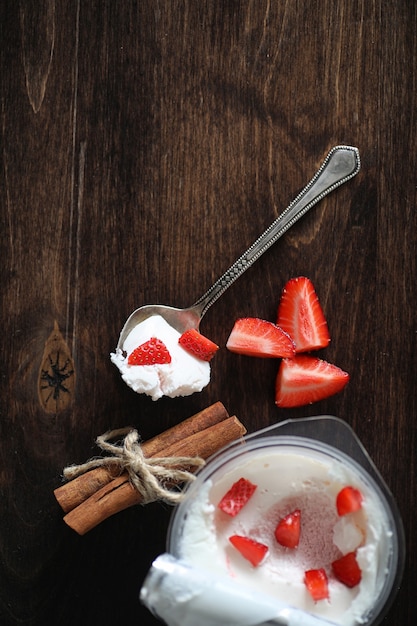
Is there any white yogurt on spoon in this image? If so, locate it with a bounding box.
[110,315,210,400]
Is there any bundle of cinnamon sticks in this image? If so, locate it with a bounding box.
[54,402,246,535]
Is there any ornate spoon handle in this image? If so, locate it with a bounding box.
[192,145,360,319]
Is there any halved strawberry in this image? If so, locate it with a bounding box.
[218,477,257,517]
[229,535,269,567]
[336,486,363,516]
[127,337,172,365]
[178,328,219,361]
[277,276,330,352]
[304,568,329,601]
[274,509,301,548]
[226,317,295,358]
[332,551,362,587]
[275,355,349,408]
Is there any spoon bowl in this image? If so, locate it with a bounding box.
[118,304,202,343]
[116,146,361,350]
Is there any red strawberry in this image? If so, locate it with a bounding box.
[127,337,172,365]
[218,477,257,517]
[277,276,330,352]
[229,535,269,567]
[275,355,349,408]
[336,486,363,516]
[179,328,219,361]
[226,317,295,358]
[332,552,362,588]
[274,509,301,548]
[304,568,330,601]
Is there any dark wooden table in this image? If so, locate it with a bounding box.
[1,1,416,624]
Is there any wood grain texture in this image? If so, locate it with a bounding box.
[1,1,416,624]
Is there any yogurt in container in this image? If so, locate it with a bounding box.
[141,416,404,626]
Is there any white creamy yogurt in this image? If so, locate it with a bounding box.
[171,444,394,626]
[110,315,210,400]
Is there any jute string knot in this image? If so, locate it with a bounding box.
[63,427,206,504]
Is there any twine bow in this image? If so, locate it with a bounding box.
[63,427,206,504]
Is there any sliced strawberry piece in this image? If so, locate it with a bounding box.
[178,328,219,361]
[274,509,301,548]
[336,486,363,516]
[304,568,330,601]
[218,477,257,517]
[226,317,295,358]
[277,276,330,352]
[332,551,362,587]
[275,355,349,408]
[229,535,269,567]
[127,337,172,365]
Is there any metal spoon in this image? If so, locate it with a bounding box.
[117,145,360,348]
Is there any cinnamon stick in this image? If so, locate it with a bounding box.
[54,401,229,513]
[62,415,246,535]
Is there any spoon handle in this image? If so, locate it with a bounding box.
[192,145,360,318]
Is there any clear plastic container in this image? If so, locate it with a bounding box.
[165,416,405,626]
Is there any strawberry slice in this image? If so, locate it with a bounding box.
[226,317,296,358]
[332,551,362,587]
[218,477,257,517]
[336,486,363,516]
[127,337,172,365]
[229,535,269,567]
[178,328,219,361]
[274,509,301,548]
[304,568,330,601]
[277,276,330,352]
[275,355,349,408]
